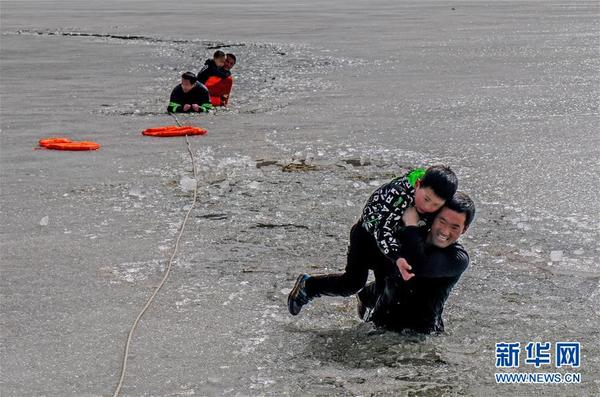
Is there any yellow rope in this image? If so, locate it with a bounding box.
[113,117,198,396]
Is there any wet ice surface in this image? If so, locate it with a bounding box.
[2,1,600,396]
[58,140,595,395]
[9,29,357,117]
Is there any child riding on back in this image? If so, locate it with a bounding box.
[288,164,459,316]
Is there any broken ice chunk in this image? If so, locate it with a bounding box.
[550,250,563,262]
[179,176,197,192]
[128,186,144,198]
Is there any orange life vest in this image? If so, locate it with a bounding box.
[204,76,233,107]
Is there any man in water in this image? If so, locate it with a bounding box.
[358,191,475,334]
[287,165,458,316]
[210,53,237,106]
[223,53,236,75]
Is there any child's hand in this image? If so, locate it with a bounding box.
[396,257,415,281]
[183,104,191,112]
[402,206,420,226]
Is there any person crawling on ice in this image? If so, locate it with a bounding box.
[358,192,475,334]
[167,72,212,113]
[287,164,459,316]
[197,50,229,85]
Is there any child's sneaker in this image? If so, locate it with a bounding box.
[288,274,312,315]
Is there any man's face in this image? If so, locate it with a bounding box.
[414,183,445,214]
[427,207,467,248]
[223,56,235,71]
[181,78,194,93]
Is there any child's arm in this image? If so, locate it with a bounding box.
[395,226,427,279]
[212,67,231,79]
[394,206,427,280]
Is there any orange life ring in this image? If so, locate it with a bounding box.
[142,126,207,137]
[39,137,72,148]
[143,125,180,133]
[45,141,101,151]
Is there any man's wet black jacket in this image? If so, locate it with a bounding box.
[359,226,469,334]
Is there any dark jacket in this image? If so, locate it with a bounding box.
[197,59,231,85]
[360,227,469,334]
[361,168,430,262]
[167,83,210,113]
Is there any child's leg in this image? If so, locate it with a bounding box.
[305,222,380,297]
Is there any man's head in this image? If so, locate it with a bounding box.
[223,53,236,71]
[181,72,197,93]
[413,164,458,214]
[427,191,475,248]
[213,50,226,67]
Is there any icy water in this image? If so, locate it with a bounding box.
[1,1,599,396]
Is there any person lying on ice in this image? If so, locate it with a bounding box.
[287,164,459,316]
[167,72,212,113]
[358,192,475,334]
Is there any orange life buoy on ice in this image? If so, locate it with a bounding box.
[38,137,100,151]
[45,141,101,151]
[142,125,180,134]
[39,137,72,148]
[142,126,207,137]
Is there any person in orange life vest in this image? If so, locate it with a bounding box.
[215,53,236,105]
[167,72,211,113]
[223,53,236,75]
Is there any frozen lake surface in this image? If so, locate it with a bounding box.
[1,1,599,395]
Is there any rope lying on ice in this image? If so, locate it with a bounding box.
[113,113,198,396]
